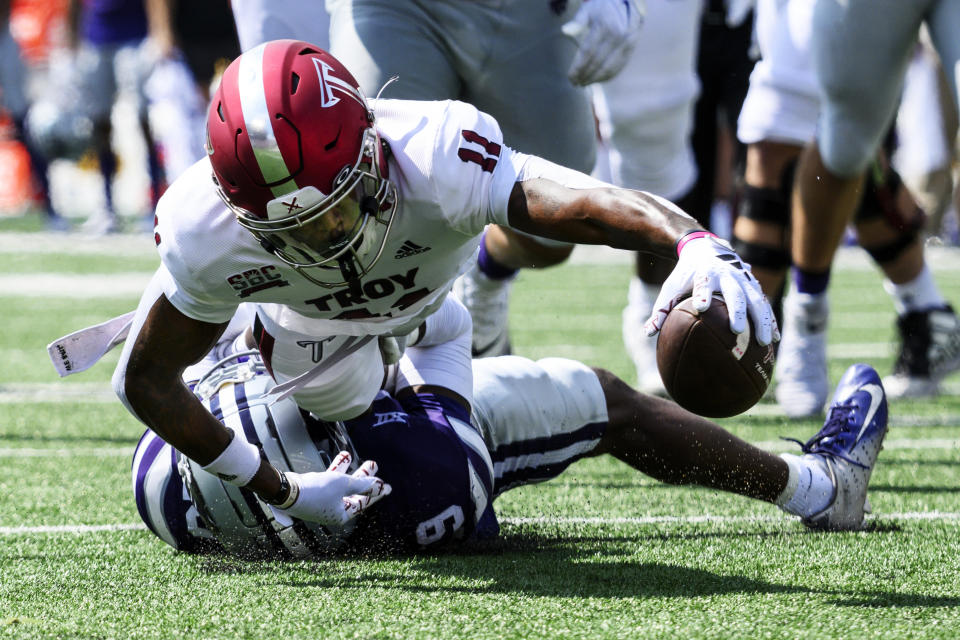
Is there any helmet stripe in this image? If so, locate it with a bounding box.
[238,43,299,196]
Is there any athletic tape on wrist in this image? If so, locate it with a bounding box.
[201,430,261,487]
[675,230,718,257]
[276,472,301,510]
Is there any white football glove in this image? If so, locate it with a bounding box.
[270,452,391,527]
[644,232,779,346]
[562,0,646,86]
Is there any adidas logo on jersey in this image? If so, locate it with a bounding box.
[394,240,431,259]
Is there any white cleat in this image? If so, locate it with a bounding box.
[452,259,512,358]
[776,292,830,418]
[792,364,889,531]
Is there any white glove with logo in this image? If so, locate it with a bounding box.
[562,0,646,86]
[270,452,391,527]
[644,232,779,346]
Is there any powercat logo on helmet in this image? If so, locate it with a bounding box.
[313,58,366,109]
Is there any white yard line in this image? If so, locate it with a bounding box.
[0,523,147,535]
[3,511,960,536]
[0,272,153,298]
[0,447,131,457]
[1,436,955,460]
[502,511,960,526]
[0,232,155,256]
[0,383,117,404]
[567,244,960,269]
[3,234,958,268]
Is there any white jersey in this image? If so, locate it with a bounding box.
[155,99,519,340]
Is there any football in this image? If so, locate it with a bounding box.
[656,295,776,418]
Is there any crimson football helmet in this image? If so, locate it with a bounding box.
[206,40,397,288]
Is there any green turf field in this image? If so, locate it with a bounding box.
[2,224,960,639]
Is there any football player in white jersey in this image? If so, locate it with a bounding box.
[131,329,890,557]
[111,40,776,528]
[733,0,960,417]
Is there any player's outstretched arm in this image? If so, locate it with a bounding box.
[121,296,283,499]
[121,296,392,524]
[507,178,699,257]
[507,179,777,345]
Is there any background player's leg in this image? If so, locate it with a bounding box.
[327,0,460,101]
[447,0,595,357]
[791,0,924,278]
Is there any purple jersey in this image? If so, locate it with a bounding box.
[80,0,148,45]
[132,383,497,557]
[346,391,498,551]
[130,355,607,558]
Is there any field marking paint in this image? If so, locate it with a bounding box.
[502,511,960,526]
[0,447,131,457]
[5,378,959,405]
[4,512,960,536]
[0,232,155,256]
[0,437,956,460]
[567,245,960,270]
[0,383,117,404]
[0,273,153,298]
[0,523,146,535]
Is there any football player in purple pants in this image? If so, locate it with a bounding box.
[129,321,890,558]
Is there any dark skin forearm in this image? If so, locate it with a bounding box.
[507,179,703,258]
[124,295,285,500]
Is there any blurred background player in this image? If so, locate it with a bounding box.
[591,0,702,394]
[0,0,67,230]
[66,0,167,234]
[230,0,330,52]
[787,0,960,408]
[892,35,960,246]
[141,0,239,186]
[684,0,755,240]
[734,0,960,416]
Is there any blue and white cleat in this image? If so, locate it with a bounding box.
[793,363,889,531]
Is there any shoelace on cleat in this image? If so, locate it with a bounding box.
[781,402,870,469]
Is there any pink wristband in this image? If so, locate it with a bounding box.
[675,230,718,257]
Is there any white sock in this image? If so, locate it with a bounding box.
[883,264,946,315]
[625,277,660,313]
[775,453,835,517]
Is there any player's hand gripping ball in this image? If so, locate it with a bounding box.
[656,295,776,418]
